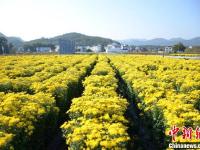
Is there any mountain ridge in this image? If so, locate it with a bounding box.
[0,32,24,47]
[119,37,200,46]
[1,32,200,47]
[25,32,117,46]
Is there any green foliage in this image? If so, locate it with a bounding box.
[86,49,92,52]
[23,43,55,52]
[0,37,9,54]
[54,32,116,46]
[25,32,116,47]
[0,37,18,54]
[173,42,186,53]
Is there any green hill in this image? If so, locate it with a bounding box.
[0,32,6,37]
[0,32,24,48]
[25,32,116,46]
[7,37,24,47]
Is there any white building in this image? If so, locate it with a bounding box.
[105,43,121,53]
[55,45,60,52]
[36,47,51,52]
[135,46,141,51]
[91,45,102,53]
[164,46,173,53]
[121,44,129,50]
[188,46,193,49]
[158,50,164,54]
[76,46,85,52]
[76,46,100,53]
[106,43,128,53]
[134,46,147,52]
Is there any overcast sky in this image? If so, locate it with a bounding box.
[0,0,199,41]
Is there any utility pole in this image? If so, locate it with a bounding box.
[162,49,165,57]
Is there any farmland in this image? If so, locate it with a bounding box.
[0,55,200,150]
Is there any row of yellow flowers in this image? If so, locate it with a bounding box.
[0,55,86,93]
[0,132,13,149]
[0,92,58,150]
[61,56,130,149]
[0,55,97,149]
[169,53,200,57]
[109,55,200,144]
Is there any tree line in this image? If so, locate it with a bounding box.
[173,42,186,53]
[0,37,14,54]
[23,43,56,52]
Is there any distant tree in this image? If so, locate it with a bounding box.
[86,49,92,52]
[49,44,56,51]
[23,44,36,52]
[76,48,81,52]
[8,43,13,49]
[23,43,56,52]
[159,48,164,52]
[8,43,17,54]
[173,42,186,53]
[101,45,105,52]
[0,37,10,54]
